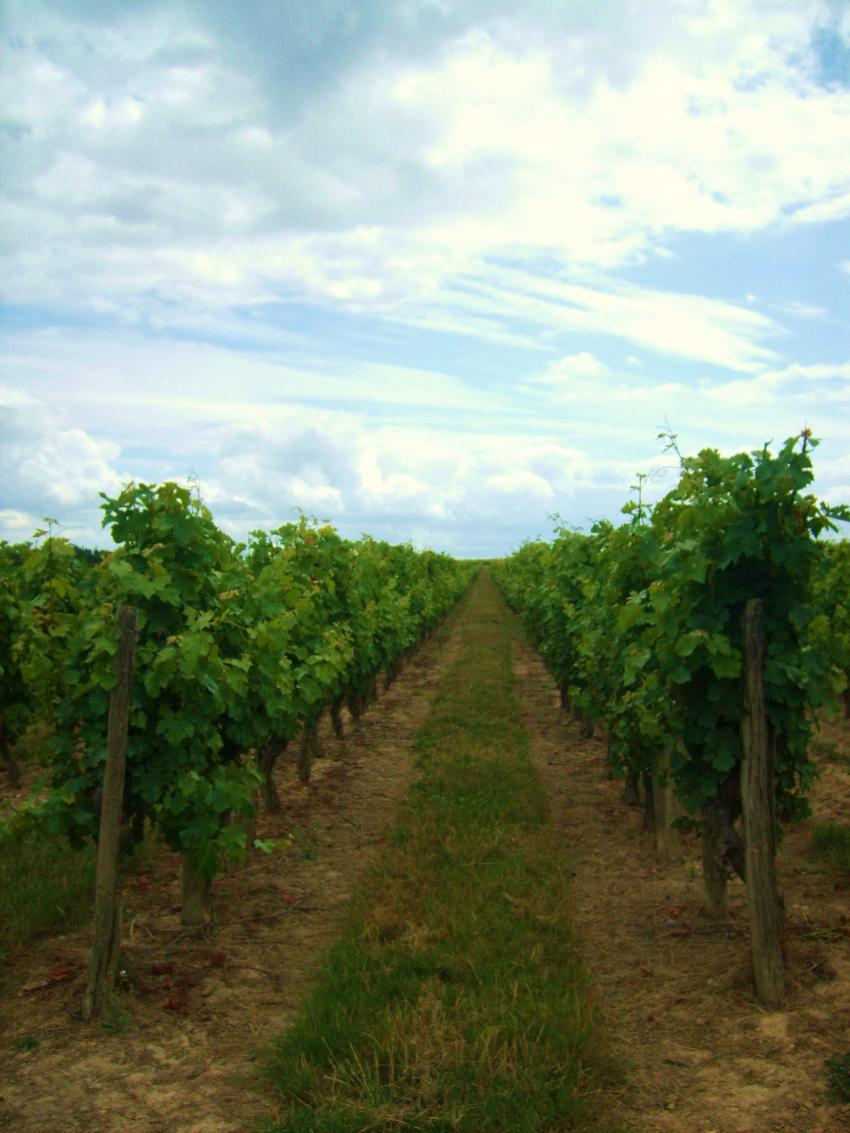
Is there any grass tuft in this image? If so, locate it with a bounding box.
[811,823,850,871]
[261,572,616,1132]
[826,1052,850,1103]
[0,822,96,970]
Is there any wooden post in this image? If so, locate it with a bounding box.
[653,746,679,864]
[181,855,210,926]
[701,798,728,918]
[741,598,785,1008]
[82,605,137,1021]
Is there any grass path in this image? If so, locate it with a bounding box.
[262,569,617,1132]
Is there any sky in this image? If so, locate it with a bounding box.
[1,0,849,558]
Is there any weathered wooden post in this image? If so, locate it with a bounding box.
[701,797,728,918]
[741,598,785,1008]
[181,856,209,926]
[652,745,679,864]
[82,605,137,1021]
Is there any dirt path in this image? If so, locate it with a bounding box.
[513,635,850,1133]
[0,618,464,1133]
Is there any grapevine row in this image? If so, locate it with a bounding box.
[494,432,849,1004]
[0,482,476,923]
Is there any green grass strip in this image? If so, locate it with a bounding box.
[811,822,850,871]
[262,571,615,1132]
[0,826,95,973]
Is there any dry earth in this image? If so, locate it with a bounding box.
[0,618,464,1133]
[513,635,850,1133]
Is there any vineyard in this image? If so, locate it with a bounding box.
[495,432,850,1009]
[0,483,474,928]
[1,437,849,1133]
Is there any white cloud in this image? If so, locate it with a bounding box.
[486,470,554,499]
[788,191,850,225]
[803,449,850,509]
[202,419,602,545]
[2,1,848,360]
[693,362,850,426]
[520,357,690,410]
[527,353,607,388]
[2,339,847,553]
[434,269,780,371]
[0,363,603,552]
[776,300,828,319]
[0,390,124,543]
[702,360,850,407]
[0,510,38,537]
[776,361,850,383]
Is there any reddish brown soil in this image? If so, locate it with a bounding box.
[513,636,850,1133]
[0,620,463,1133]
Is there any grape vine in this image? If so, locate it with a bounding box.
[1,482,475,919]
[496,433,849,917]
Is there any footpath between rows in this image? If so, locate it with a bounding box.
[260,566,615,1132]
[261,567,850,1133]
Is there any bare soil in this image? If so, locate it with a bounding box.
[0,620,463,1133]
[513,636,850,1133]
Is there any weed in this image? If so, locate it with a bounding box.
[811,824,850,871]
[291,826,318,861]
[826,1052,850,1102]
[101,994,131,1036]
[0,824,95,967]
[810,736,843,763]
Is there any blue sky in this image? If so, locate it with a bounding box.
[1,0,848,557]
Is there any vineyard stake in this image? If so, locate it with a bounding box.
[741,598,785,1009]
[82,604,137,1021]
[652,745,679,864]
